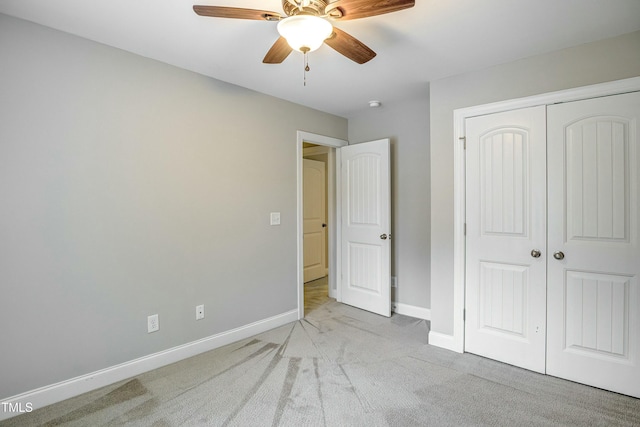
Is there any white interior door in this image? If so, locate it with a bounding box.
[465,106,547,373]
[303,158,327,282]
[547,91,640,398]
[340,139,391,317]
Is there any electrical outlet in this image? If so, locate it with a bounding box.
[147,314,159,333]
[196,304,205,320]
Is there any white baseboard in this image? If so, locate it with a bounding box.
[392,303,431,320]
[0,309,298,421]
[428,331,463,353]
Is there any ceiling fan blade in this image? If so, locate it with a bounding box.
[324,27,376,64]
[263,37,293,64]
[193,6,281,21]
[326,0,415,20]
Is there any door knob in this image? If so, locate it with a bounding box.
[380,234,388,240]
[553,251,565,260]
[531,249,541,258]
[322,223,327,228]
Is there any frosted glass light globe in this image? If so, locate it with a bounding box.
[277,15,333,52]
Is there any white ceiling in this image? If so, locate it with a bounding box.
[2,0,639,117]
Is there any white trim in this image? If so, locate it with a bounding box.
[451,110,467,354]
[296,131,348,318]
[297,137,304,319]
[428,331,459,352]
[448,77,640,355]
[457,76,640,120]
[334,147,343,302]
[0,309,298,421]
[393,303,431,320]
[298,131,348,147]
[328,148,338,300]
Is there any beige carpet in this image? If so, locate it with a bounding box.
[3,296,640,426]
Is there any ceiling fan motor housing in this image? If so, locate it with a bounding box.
[282,0,335,17]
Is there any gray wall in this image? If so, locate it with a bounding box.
[0,14,347,398]
[349,93,431,310]
[430,30,640,336]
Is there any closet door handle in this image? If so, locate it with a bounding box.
[553,251,565,260]
[531,249,541,258]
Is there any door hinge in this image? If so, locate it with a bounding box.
[459,136,466,150]
[464,223,467,236]
[463,309,466,321]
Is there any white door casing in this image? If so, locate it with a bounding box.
[340,139,391,317]
[546,91,640,398]
[464,106,547,373]
[303,158,327,282]
[296,131,347,320]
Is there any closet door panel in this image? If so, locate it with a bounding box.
[465,106,547,373]
[547,91,640,398]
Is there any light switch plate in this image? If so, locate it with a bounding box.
[270,212,281,226]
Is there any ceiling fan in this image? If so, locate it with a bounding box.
[193,0,415,65]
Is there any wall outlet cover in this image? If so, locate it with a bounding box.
[147,314,159,333]
[196,304,205,320]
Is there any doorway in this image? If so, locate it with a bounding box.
[303,148,329,283]
[296,131,347,319]
[303,146,329,313]
[296,132,393,319]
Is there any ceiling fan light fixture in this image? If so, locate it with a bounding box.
[277,15,333,53]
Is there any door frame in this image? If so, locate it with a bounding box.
[296,131,348,319]
[430,76,640,353]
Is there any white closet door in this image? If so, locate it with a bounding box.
[547,91,640,398]
[465,106,547,373]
